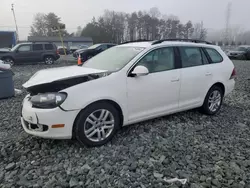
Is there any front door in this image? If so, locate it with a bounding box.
[15,44,33,63]
[127,47,181,122]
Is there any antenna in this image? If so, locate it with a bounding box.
[11,3,19,42]
[224,2,232,43]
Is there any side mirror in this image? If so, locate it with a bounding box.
[130,65,149,77]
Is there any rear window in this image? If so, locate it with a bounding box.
[45,44,54,50]
[204,48,223,63]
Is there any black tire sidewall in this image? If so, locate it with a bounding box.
[4,57,14,66]
[75,102,120,147]
[202,86,223,115]
[44,56,55,65]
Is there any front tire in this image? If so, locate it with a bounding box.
[3,57,15,66]
[201,86,223,115]
[75,102,120,147]
[44,56,55,65]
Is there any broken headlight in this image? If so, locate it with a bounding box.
[30,92,67,109]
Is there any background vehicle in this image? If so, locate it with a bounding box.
[57,46,70,55]
[72,43,116,62]
[69,45,89,54]
[0,42,60,66]
[21,39,235,147]
[226,45,250,60]
[0,31,17,48]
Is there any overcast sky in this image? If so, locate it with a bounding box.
[0,0,248,40]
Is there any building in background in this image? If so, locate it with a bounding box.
[27,36,93,49]
[0,31,17,48]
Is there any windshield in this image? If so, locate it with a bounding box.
[236,46,247,51]
[83,46,145,71]
[88,44,101,49]
[11,44,21,51]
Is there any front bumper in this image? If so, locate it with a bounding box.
[227,54,244,59]
[21,95,79,139]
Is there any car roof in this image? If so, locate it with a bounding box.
[119,41,216,48]
[18,42,53,45]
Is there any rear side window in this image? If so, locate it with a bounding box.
[179,47,203,68]
[45,44,54,50]
[204,48,223,63]
[33,44,43,51]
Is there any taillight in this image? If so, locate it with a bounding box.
[56,49,59,55]
[230,67,236,79]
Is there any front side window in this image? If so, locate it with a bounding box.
[137,47,175,73]
[179,47,203,68]
[204,48,223,63]
[83,46,144,71]
[33,44,43,51]
[18,45,31,52]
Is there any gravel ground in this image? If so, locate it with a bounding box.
[0,60,250,188]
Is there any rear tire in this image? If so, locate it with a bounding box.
[75,102,120,147]
[200,86,223,115]
[3,57,15,66]
[44,56,55,65]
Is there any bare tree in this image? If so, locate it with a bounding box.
[192,21,207,40]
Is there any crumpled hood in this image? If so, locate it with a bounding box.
[23,65,107,88]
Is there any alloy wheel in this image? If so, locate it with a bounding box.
[208,90,222,112]
[4,58,14,66]
[84,109,115,142]
[45,57,54,64]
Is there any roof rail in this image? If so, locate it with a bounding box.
[151,39,213,45]
[120,39,153,45]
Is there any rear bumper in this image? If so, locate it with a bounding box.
[224,79,235,96]
[55,54,60,60]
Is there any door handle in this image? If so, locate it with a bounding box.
[205,72,212,76]
[171,78,180,82]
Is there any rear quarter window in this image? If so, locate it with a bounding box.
[204,48,223,63]
[45,44,54,50]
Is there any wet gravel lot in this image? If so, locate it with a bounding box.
[0,60,250,188]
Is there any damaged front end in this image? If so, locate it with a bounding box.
[25,72,110,95]
[23,72,111,109]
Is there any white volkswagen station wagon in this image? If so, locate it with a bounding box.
[21,39,236,147]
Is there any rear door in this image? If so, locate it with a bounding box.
[178,46,211,109]
[15,44,33,63]
[31,44,44,62]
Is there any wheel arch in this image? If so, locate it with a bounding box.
[43,54,55,60]
[72,99,124,139]
[1,56,15,61]
[210,82,225,96]
[203,82,225,104]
